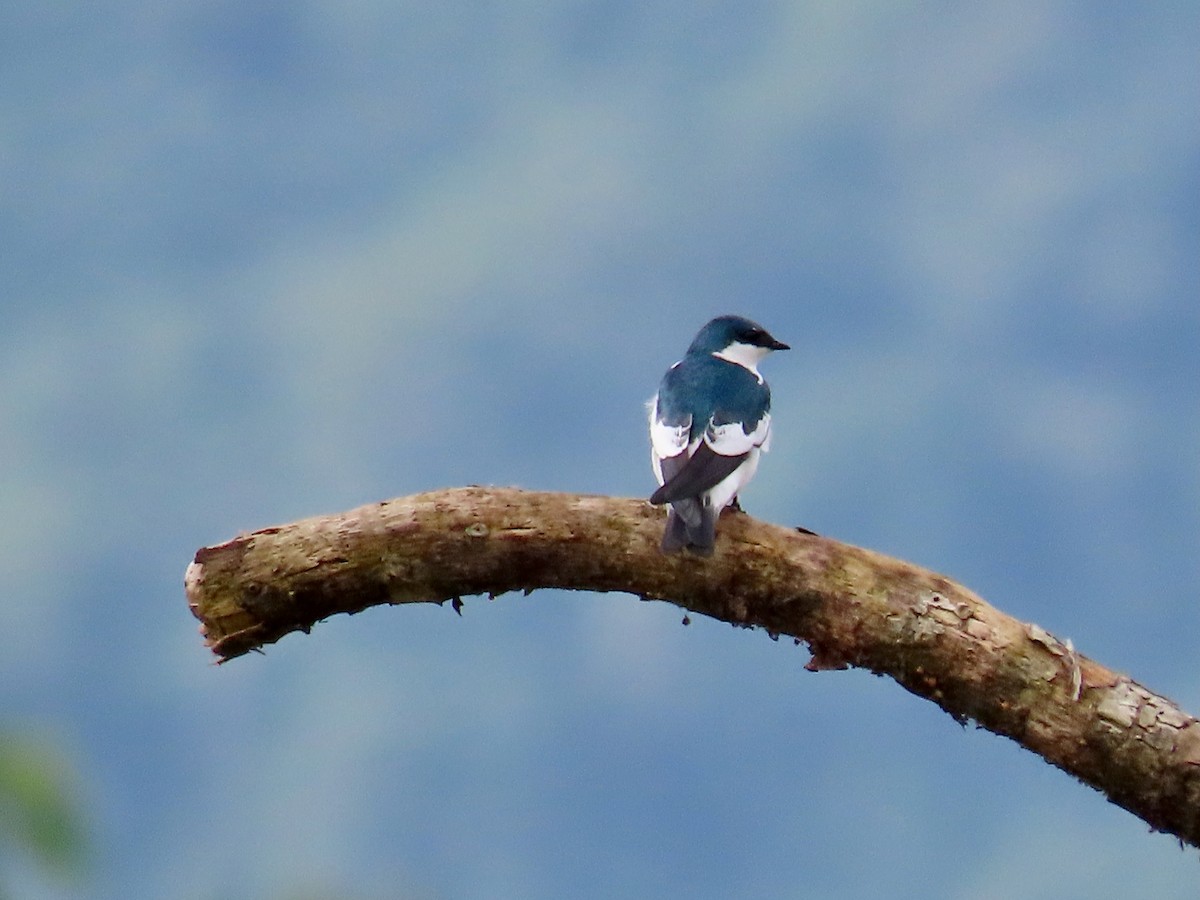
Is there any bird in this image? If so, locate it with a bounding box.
[648,315,789,555]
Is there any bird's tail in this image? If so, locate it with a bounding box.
[661,498,716,556]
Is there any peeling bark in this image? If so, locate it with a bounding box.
[185,486,1200,847]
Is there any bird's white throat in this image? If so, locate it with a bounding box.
[712,341,769,379]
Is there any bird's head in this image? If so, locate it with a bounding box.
[687,315,790,368]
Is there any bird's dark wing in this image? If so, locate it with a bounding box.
[649,441,749,505]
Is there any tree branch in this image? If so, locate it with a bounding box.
[185,486,1200,846]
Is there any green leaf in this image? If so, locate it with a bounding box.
[0,732,87,880]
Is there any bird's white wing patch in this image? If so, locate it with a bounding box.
[648,398,691,459]
[648,394,693,486]
[705,413,771,457]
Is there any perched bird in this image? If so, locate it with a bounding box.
[648,315,789,555]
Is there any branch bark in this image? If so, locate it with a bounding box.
[185,486,1200,846]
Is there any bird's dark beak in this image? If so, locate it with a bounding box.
[770,338,790,351]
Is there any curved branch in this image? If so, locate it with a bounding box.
[185,486,1200,846]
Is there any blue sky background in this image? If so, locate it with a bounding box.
[2,2,1199,897]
